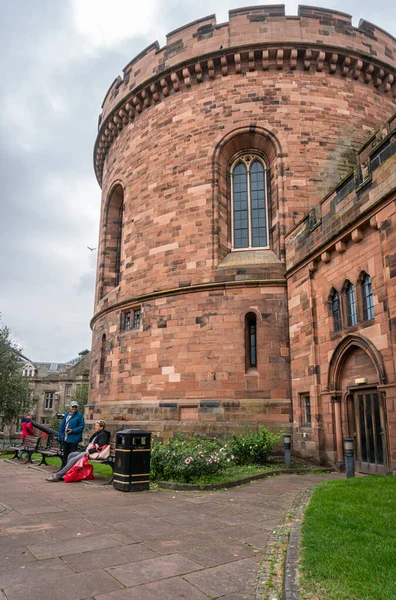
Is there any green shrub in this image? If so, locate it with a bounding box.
[229,427,280,465]
[151,436,235,483]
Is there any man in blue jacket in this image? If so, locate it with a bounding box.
[58,401,85,466]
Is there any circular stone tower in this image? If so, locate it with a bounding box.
[90,5,396,439]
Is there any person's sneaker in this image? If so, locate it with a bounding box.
[45,474,60,482]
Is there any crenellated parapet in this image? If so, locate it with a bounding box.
[94,5,396,185]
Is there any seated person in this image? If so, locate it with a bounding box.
[46,420,110,482]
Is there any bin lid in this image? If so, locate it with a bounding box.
[116,429,151,436]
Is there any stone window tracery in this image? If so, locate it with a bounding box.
[231,155,268,250]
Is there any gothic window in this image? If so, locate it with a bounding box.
[245,312,257,370]
[101,184,124,298]
[362,274,374,321]
[345,282,357,327]
[231,155,268,250]
[330,289,342,332]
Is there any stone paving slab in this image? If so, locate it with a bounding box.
[62,543,159,573]
[27,533,122,559]
[95,576,209,600]
[4,570,123,600]
[184,557,259,597]
[0,557,72,588]
[0,458,340,599]
[105,553,203,587]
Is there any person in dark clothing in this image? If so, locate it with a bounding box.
[46,420,110,482]
[58,401,85,466]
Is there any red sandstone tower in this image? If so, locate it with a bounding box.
[90,6,395,442]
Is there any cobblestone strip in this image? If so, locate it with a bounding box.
[255,488,313,600]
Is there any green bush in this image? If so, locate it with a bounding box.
[229,427,280,465]
[151,436,235,483]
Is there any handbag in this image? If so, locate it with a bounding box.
[64,455,95,483]
[88,444,110,460]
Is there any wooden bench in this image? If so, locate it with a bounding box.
[88,440,116,485]
[8,435,40,463]
[38,437,63,466]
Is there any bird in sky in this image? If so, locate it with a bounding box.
[87,246,97,251]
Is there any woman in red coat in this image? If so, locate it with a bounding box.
[18,415,34,459]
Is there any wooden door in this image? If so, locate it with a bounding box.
[353,390,388,475]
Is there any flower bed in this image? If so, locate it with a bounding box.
[150,428,280,484]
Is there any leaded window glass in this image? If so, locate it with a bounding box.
[346,282,357,326]
[362,274,374,321]
[331,291,342,332]
[231,156,268,249]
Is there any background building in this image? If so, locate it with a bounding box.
[89,5,396,472]
[22,350,90,428]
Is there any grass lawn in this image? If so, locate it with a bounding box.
[1,453,113,478]
[300,476,396,600]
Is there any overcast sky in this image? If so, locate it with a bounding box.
[0,0,394,362]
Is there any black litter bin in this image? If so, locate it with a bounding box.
[113,429,151,492]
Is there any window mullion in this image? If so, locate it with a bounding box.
[247,166,252,248]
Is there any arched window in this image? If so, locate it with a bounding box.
[245,312,257,370]
[101,184,124,298]
[345,282,357,327]
[330,289,342,332]
[362,274,374,321]
[231,155,268,250]
[99,334,106,382]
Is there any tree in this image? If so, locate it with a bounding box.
[0,320,32,426]
[71,382,89,413]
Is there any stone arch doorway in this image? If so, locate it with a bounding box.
[328,335,389,475]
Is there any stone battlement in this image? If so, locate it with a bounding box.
[94,6,396,185]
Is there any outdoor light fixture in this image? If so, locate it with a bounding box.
[344,438,355,478]
[283,433,291,468]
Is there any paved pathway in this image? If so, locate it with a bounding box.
[0,459,339,600]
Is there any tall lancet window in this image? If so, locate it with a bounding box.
[231,155,268,250]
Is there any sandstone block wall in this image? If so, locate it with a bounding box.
[90,6,395,440]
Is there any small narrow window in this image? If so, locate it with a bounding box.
[346,282,357,326]
[122,308,141,331]
[133,308,141,329]
[362,274,374,321]
[300,393,311,427]
[123,311,131,331]
[245,312,257,370]
[99,334,106,382]
[331,290,342,332]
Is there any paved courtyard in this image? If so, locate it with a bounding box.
[0,460,339,599]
